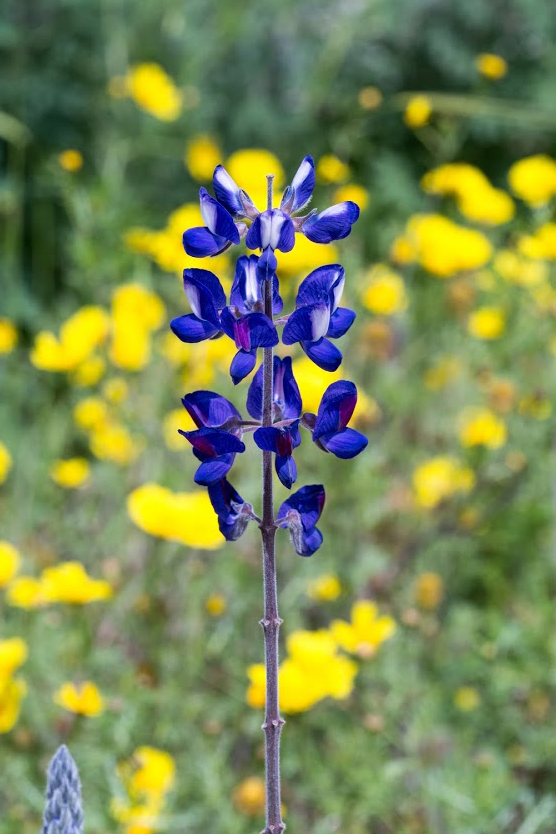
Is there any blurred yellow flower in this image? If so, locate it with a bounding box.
[89,422,141,466]
[330,601,396,658]
[124,63,182,121]
[494,249,546,285]
[454,686,480,711]
[0,442,12,484]
[162,408,195,450]
[276,235,339,277]
[475,53,508,80]
[413,456,475,509]
[110,284,165,372]
[58,149,83,172]
[333,183,369,211]
[316,154,350,184]
[113,747,175,834]
[467,306,505,339]
[102,377,129,404]
[508,155,556,205]
[54,681,105,717]
[518,222,556,261]
[205,593,227,616]
[50,458,90,489]
[128,747,176,796]
[397,214,492,277]
[6,577,45,609]
[232,776,266,817]
[404,95,432,128]
[458,407,507,448]
[423,355,462,391]
[185,134,221,180]
[0,677,27,733]
[414,572,444,610]
[0,318,18,353]
[362,265,408,315]
[0,638,28,677]
[30,306,110,372]
[225,149,284,208]
[422,163,515,225]
[519,394,552,421]
[291,356,340,412]
[358,86,383,110]
[72,355,106,387]
[307,573,341,602]
[0,542,20,587]
[458,187,514,225]
[41,561,113,604]
[73,396,109,430]
[112,284,165,331]
[127,483,222,549]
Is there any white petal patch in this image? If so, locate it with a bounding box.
[291,159,312,191]
[318,203,346,219]
[260,213,273,249]
[244,260,259,305]
[311,305,331,340]
[269,212,285,250]
[185,284,202,319]
[331,274,345,311]
[201,197,217,232]
[214,167,238,197]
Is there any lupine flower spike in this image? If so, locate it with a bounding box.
[174,154,364,834]
[41,745,84,834]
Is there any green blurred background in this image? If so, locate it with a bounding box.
[3,0,556,832]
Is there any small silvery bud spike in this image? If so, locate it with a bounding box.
[41,745,84,834]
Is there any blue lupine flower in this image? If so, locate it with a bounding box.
[309,380,368,458]
[246,356,302,422]
[208,478,257,540]
[181,390,242,432]
[41,745,84,834]
[246,209,296,278]
[183,187,242,257]
[299,201,360,244]
[179,426,246,485]
[253,420,301,489]
[213,165,260,219]
[171,268,226,343]
[276,484,325,556]
[230,254,283,315]
[220,306,279,384]
[280,155,316,215]
[282,264,356,371]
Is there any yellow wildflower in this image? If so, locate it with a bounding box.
[185,134,221,180]
[30,306,110,372]
[333,183,369,211]
[127,483,222,549]
[6,577,45,609]
[458,186,514,224]
[400,214,492,277]
[0,441,12,484]
[0,637,28,677]
[41,561,112,604]
[225,149,284,208]
[358,86,383,110]
[128,747,176,796]
[276,235,339,277]
[422,163,515,225]
[316,154,350,184]
[508,155,556,205]
[467,306,505,339]
[89,422,141,466]
[494,249,546,285]
[475,53,508,80]
[58,149,83,172]
[50,458,90,489]
[102,377,129,404]
[0,542,20,587]
[54,681,105,717]
[414,572,444,610]
[72,355,106,387]
[413,456,475,509]
[205,593,227,616]
[307,573,341,602]
[403,95,432,128]
[73,396,109,430]
[518,222,556,261]
[232,776,266,816]
[458,407,507,448]
[0,318,18,353]
[330,601,396,658]
[423,355,462,390]
[0,677,26,733]
[124,63,182,121]
[111,284,165,331]
[454,686,480,711]
[162,408,195,450]
[362,264,408,315]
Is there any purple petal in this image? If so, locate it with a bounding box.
[170,314,220,343]
[241,312,279,349]
[213,165,243,217]
[296,264,345,309]
[194,454,235,486]
[257,246,278,280]
[207,478,253,540]
[199,187,240,243]
[183,227,230,258]
[182,268,226,327]
[319,427,368,459]
[180,427,245,456]
[276,454,297,489]
[327,307,356,339]
[301,338,342,372]
[313,380,358,439]
[288,155,315,213]
[275,356,302,419]
[230,255,261,312]
[282,304,331,345]
[230,349,257,385]
[245,215,262,250]
[301,201,360,244]
[253,426,281,453]
[277,484,325,531]
[181,391,241,429]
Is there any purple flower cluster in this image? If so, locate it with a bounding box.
[172,155,367,556]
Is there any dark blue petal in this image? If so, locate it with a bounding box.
[277,484,325,530]
[246,361,264,420]
[253,426,280,453]
[219,306,237,340]
[230,255,261,313]
[194,454,235,486]
[276,454,297,489]
[241,312,279,349]
[257,246,278,281]
[207,478,252,540]
[183,267,227,311]
[313,380,358,439]
[183,227,230,258]
[272,275,283,314]
[289,155,315,213]
[275,356,302,419]
[181,391,241,429]
[301,338,342,372]
[170,314,220,343]
[199,187,240,243]
[230,349,257,385]
[282,304,331,345]
[275,214,295,252]
[298,526,323,556]
[319,427,368,459]
[327,307,356,339]
[180,427,245,456]
[301,201,360,244]
[213,165,243,217]
[296,264,344,308]
[245,215,262,250]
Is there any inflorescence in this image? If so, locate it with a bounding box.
[172,154,367,556]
